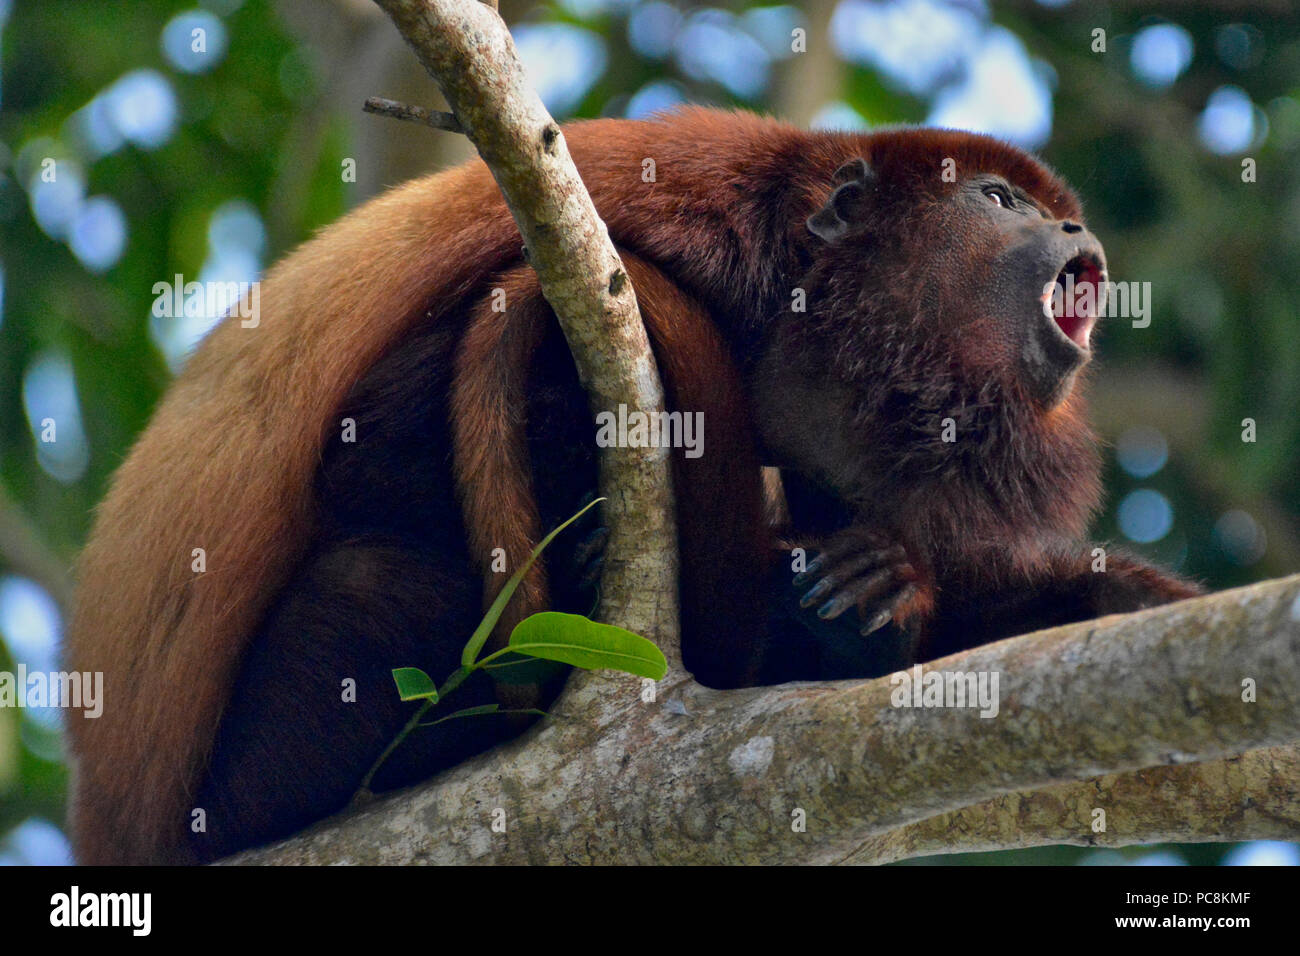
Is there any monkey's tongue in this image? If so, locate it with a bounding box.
[1048,255,1102,349]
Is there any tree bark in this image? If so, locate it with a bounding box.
[231,573,1300,864]
[371,0,679,647]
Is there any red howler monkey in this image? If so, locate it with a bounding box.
[64,107,1200,865]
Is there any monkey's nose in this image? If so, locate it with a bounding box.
[1061,221,1083,234]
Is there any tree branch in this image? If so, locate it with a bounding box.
[362,95,464,133]
[370,0,679,647]
[0,484,73,614]
[230,573,1300,864]
[841,744,1300,864]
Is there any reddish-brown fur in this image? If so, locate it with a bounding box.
[65,108,1178,864]
[452,252,766,663]
[68,161,519,865]
[451,267,551,643]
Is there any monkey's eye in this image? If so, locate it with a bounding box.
[983,185,1014,209]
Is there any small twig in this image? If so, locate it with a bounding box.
[353,665,470,800]
[362,95,464,134]
[352,697,432,804]
[0,485,73,614]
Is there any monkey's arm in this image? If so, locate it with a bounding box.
[777,525,1201,677]
[919,546,1204,661]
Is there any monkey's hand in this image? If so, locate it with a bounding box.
[792,527,933,636]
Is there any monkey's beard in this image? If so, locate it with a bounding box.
[813,292,1104,582]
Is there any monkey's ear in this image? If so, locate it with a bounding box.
[831,157,871,186]
[808,158,874,243]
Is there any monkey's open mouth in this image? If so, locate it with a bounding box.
[1045,253,1105,350]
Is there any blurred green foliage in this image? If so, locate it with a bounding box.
[1,0,1296,865]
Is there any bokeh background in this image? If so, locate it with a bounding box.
[1,0,1297,865]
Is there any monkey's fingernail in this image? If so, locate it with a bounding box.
[861,608,893,635]
[888,583,919,609]
[793,561,822,586]
[799,579,831,607]
[817,596,850,620]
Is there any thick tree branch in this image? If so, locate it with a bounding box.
[842,744,1300,864]
[371,0,678,646]
[232,574,1300,864]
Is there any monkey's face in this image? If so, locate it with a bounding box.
[940,174,1108,410]
[753,146,1104,491]
[801,151,1106,413]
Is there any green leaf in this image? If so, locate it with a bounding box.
[460,496,605,668]
[507,612,667,680]
[392,667,439,702]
